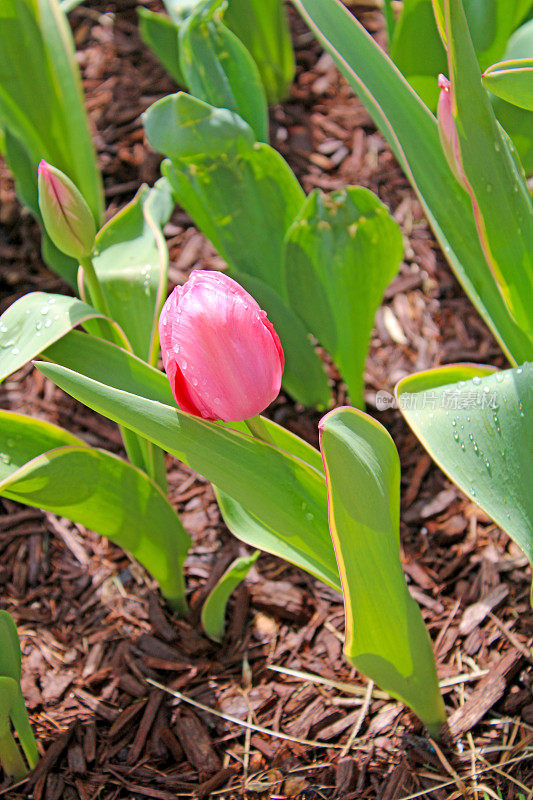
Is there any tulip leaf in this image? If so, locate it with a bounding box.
[84,179,174,365]
[291,0,533,365]
[0,410,191,611]
[34,360,340,591]
[284,186,403,408]
[396,363,533,570]
[42,327,326,471]
[145,93,304,290]
[0,676,29,780]
[444,0,533,337]
[178,0,268,142]
[201,550,259,641]
[144,93,331,408]
[0,0,102,280]
[42,329,334,582]
[138,8,184,85]
[0,292,128,383]
[223,0,295,104]
[319,406,446,736]
[483,58,533,110]
[0,612,22,683]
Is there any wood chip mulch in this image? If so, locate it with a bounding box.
[0,2,531,798]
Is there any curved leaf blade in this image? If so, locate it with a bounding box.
[319,407,445,736]
[33,360,340,590]
[0,411,191,610]
[201,550,259,641]
[396,363,533,567]
[483,58,533,110]
[0,292,126,383]
[285,186,403,408]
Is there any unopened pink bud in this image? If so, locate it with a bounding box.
[38,160,96,259]
[159,271,284,422]
[437,75,467,188]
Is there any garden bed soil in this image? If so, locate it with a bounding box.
[0,2,532,798]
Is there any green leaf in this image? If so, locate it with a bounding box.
[41,330,335,585]
[178,0,268,142]
[0,410,191,610]
[201,550,259,640]
[144,93,331,407]
[319,406,446,736]
[162,0,203,24]
[85,179,174,365]
[484,58,533,110]
[224,0,295,103]
[33,360,341,591]
[0,0,102,222]
[284,186,403,408]
[444,0,533,337]
[138,8,184,85]
[145,93,304,290]
[0,677,28,780]
[396,363,533,570]
[0,612,21,683]
[0,292,128,383]
[291,0,533,365]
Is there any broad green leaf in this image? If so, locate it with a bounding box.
[284,187,403,408]
[42,329,325,471]
[144,93,304,290]
[34,361,341,590]
[178,0,268,142]
[396,363,533,570]
[201,550,259,640]
[483,58,533,110]
[0,410,191,610]
[144,93,331,407]
[291,0,533,365]
[42,328,331,571]
[444,0,533,337]
[85,179,174,365]
[224,0,295,103]
[0,612,21,683]
[163,0,203,24]
[319,407,446,736]
[0,0,102,221]
[0,292,128,383]
[138,8,184,85]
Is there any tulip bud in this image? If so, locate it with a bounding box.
[38,160,96,260]
[159,270,284,422]
[437,74,467,188]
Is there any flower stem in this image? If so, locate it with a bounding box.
[79,255,111,318]
[244,415,276,446]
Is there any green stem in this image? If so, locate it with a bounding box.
[79,256,111,318]
[0,725,28,781]
[244,414,276,446]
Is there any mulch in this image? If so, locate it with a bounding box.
[0,1,532,798]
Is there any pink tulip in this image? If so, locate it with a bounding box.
[437,75,467,188]
[159,270,284,422]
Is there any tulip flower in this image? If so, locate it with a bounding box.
[159,271,284,422]
[436,74,467,189]
[38,160,96,260]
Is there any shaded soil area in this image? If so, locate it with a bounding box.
[0,2,532,798]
